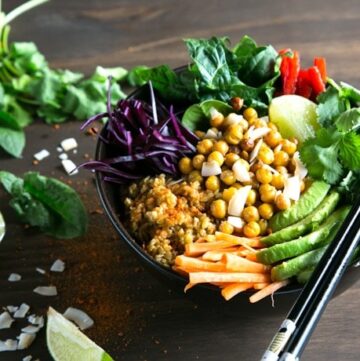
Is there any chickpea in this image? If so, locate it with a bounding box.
[220,170,236,186]
[188,170,202,183]
[276,166,288,176]
[213,140,229,155]
[243,107,258,121]
[250,162,262,173]
[258,203,274,220]
[275,193,291,210]
[231,97,244,111]
[234,158,250,171]
[233,182,242,189]
[264,130,282,148]
[246,189,257,205]
[259,184,277,203]
[300,180,306,193]
[208,151,224,166]
[258,147,275,165]
[239,118,249,131]
[259,219,268,235]
[256,168,273,184]
[243,221,261,238]
[210,110,225,128]
[281,139,297,155]
[224,124,243,145]
[219,221,234,234]
[240,138,255,152]
[195,130,205,139]
[178,157,193,175]
[242,206,260,223]
[267,122,278,131]
[210,199,227,219]
[240,150,249,161]
[192,154,205,170]
[225,153,240,167]
[205,175,220,191]
[273,150,290,167]
[254,119,268,128]
[222,187,238,202]
[197,139,213,155]
[271,173,285,189]
[287,158,296,173]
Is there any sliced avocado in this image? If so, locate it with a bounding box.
[262,192,340,245]
[269,181,331,232]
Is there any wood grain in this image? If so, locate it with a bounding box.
[1,0,360,360]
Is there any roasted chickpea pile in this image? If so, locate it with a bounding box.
[178,101,306,238]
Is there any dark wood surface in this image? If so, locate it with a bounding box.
[1,0,360,360]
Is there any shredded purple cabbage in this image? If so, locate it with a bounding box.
[81,81,197,182]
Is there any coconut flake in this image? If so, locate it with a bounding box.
[262,164,279,174]
[21,325,40,334]
[293,151,308,179]
[0,339,18,351]
[201,161,222,177]
[36,267,46,275]
[33,149,50,161]
[63,307,94,330]
[23,356,33,361]
[8,273,21,282]
[6,306,18,314]
[228,186,252,216]
[283,176,301,201]
[17,333,36,350]
[0,311,14,329]
[227,216,245,229]
[232,160,251,183]
[223,113,244,127]
[50,259,65,273]
[14,304,30,318]
[248,127,270,142]
[28,315,44,328]
[33,286,57,297]
[58,153,68,160]
[249,139,263,163]
[204,129,218,139]
[60,138,78,151]
[61,159,78,175]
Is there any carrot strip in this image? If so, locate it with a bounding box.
[172,266,189,277]
[246,252,259,262]
[221,282,254,301]
[215,232,265,248]
[189,272,271,285]
[249,280,290,303]
[202,248,240,261]
[253,282,270,290]
[185,240,244,256]
[175,255,225,272]
[184,283,195,293]
[222,253,270,273]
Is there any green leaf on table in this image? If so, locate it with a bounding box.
[0,126,25,158]
[338,132,360,170]
[1,95,33,128]
[91,66,128,82]
[127,65,150,87]
[335,108,360,133]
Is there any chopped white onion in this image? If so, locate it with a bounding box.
[204,129,218,139]
[56,146,62,152]
[0,339,18,352]
[61,159,78,175]
[283,176,301,201]
[58,153,68,160]
[6,306,18,314]
[8,273,21,282]
[14,303,30,318]
[33,149,50,161]
[209,107,221,120]
[232,160,251,183]
[50,259,65,273]
[274,143,282,153]
[0,311,14,329]
[249,139,263,163]
[262,164,279,174]
[36,267,46,275]
[23,356,33,361]
[21,325,40,334]
[223,113,244,127]
[28,315,44,328]
[247,127,271,142]
[201,161,222,177]
[17,333,36,350]
[227,216,245,229]
[228,186,252,216]
[63,307,94,330]
[60,138,78,151]
[293,151,308,179]
[33,286,58,297]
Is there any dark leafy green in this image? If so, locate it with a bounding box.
[0,171,88,239]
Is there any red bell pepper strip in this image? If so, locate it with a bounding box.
[280,50,300,95]
[296,69,312,99]
[314,57,327,83]
[307,66,325,95]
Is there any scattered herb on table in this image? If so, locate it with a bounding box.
[0,171,88,239]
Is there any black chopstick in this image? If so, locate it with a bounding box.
[260,196,360,361]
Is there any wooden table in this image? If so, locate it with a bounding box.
[1,0,360,360]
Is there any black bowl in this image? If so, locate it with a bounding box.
[94,80,360,311]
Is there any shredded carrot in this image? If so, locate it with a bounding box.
[172,266,189,277]
[202,248,240,261]
[249,280,290,303]
[215,232,265,248]
[175,255,225,272]
[221,282,254,301]
[222,253,270,273]
[246,252,259,262]
[185,240,244,256]
[253,282,270,290]
[189,272,271,285]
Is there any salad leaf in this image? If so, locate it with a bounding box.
[338,132,360,170]
[0,171,88,239]
[232,35,258,66]
[0,126,25,158]
[335,108,360,133]
[127,65,150,87]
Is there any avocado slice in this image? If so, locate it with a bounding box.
[262,192,340,246]
[269,181,330,232]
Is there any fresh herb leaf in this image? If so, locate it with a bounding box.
[338,132,360,170]
[0,126,25,158]
[339,82,360,103]
[91,66,128,82]
[335,108,360,133]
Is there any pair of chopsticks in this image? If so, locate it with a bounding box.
[261,197,360,361]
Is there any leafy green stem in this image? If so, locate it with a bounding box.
[327,77,341,92]
[4,0,50,26]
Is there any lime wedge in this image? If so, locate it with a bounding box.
[269,95,319,143]
[0,212,5,243]
[47,307,113,361]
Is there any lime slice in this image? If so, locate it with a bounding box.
[0,212,5,243]
[269,95,319,143]
[47,307,113,361]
